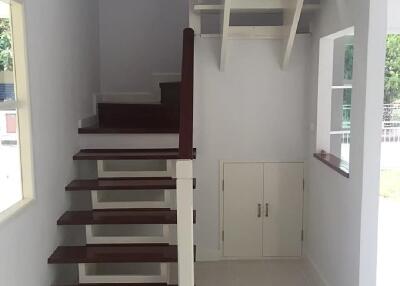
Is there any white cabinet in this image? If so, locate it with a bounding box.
[262,163,304,257]
[223,163,264,257]
[222,162,304,258]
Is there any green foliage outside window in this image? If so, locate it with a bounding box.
[0,18,13,72]
[341,35,400,129]
[342,44,353,129]
[385,35,400,103]
[343,35,400,104]
[344,44,353,81]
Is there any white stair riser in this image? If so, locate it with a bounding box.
[79,134,179,150]
[86,225,172,245]
[91,190,175,210]
[97,160,176,178]
[78,263,170,284]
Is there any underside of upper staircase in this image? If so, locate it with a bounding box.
[191,0,320,69]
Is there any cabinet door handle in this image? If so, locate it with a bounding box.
[257,204,262,218]
[265,203,269,217]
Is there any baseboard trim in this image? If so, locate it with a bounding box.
[303,252,329,286]
[196,247,222,262]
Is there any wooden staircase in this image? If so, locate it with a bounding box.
[48,29,195,286]
[79,81,181,134]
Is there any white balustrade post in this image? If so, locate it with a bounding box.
[176,159,194,286]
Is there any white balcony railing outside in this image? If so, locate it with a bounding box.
[331,127,400,144]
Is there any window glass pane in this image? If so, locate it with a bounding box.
[343,89,352,129]
[330,37,353,163]
[344,44,353,81]
[341,89,352,162]
[0,2,23,212]
[330,89,347,159]
[0,3,14,102]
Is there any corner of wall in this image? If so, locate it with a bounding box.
[303,249,329,286]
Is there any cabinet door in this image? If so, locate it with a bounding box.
[223,163,264,257]
[263,163,303,257]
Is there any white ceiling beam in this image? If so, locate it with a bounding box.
[194,0,285,11]
[200,26,284,39]
[231,0,284,10]
[282,0,304,68]
[302,3,320,12]
[220,0,232,71]
[228,26,284,39]
[193,4,223,12]
[193,2,319,13]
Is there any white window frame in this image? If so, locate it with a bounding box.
[0,0,35,222]
[316,27,354,160]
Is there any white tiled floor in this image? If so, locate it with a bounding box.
[195,260,314,286]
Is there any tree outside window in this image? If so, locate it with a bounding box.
[0,18,13,72]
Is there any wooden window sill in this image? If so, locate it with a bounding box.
[313,153,350,178]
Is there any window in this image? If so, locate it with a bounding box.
[315,28,354,176]
[0,0,34,217]
[330,37,354,163]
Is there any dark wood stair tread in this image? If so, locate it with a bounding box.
[57,209,196,225]
[48,245,178,264]
[159,82,180,88]
[79,125,179,134]
[57,284,177,286]
[73,148,197,160]
[66,177,176,191]
[58,283,178,286]
[66,177,196,191]
[160,82,180,106]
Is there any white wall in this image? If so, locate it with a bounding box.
[99,0,188,93]
[0,0,100,285]
[193,36,311,260]
[388,0,400,33]
[304,0,387,285]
